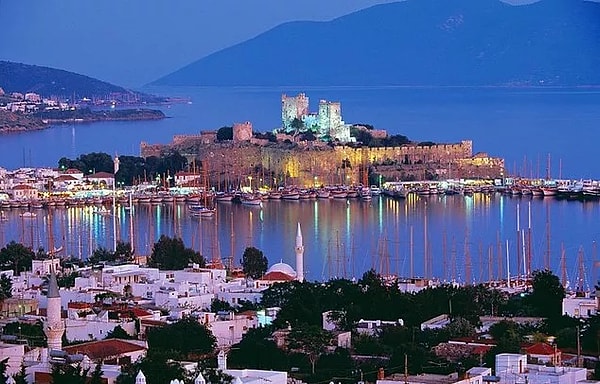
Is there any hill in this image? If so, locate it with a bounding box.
[153,0,600,87]
[0,61,166,102]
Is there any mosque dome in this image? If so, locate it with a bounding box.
[266,262,297,278]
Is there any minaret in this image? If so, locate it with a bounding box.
[43,268,64,351]
[135,371,147,384]
[295,222,305,282]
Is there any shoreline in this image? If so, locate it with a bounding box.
[0,108,167,134]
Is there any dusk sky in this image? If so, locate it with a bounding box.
[0,0,539,87]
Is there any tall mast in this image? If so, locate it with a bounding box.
[442,230,447,282]
[229,211,235,271]
[506,239,511,287]
[527,201,532,277]
[424,202,428,279]
[546,153,551,180]
[409,225,414,279]
[129,191,135,257]
[545,203,551,270]
[577,246,585,293]
[560,243,567,289]
[497,231,503,281]
[464,231,471,285]
[488,245,493,283]
[516,203,521,282]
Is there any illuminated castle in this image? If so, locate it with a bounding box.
[280,93,351,143]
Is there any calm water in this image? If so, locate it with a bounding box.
[0,194,598,287]
[0,87,599,284]
[0,87,600,178]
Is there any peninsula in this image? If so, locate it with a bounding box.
[0,61,169,133]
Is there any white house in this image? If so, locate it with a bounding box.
[198,311,259,347]
[562,294,597,318]
[495,354,589,384]
[11,184,38,200]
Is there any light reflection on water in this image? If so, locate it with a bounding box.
[0,194,597,286]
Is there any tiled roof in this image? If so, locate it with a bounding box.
[261,271,295,281]
[63,339,145,360]
[525,342,558,355]
[87,172,114,178]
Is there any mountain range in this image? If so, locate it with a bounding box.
[0,61,164,102]
[153,0,600,87]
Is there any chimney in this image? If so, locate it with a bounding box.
[377,368,385,380]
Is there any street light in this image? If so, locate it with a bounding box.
[248,176,253,191]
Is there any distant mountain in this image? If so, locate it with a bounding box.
[153,0,600,87]
[0,61,164,102]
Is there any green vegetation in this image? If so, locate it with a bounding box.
[241,246,268,279]
[216,126,233,141]
[89,241,134,265]
[58,150,188,186]
[117,318,219,384]
[3,321,46,347]
[148,235,205,270]
[0,241,34,275]
[350,126,411,147]
[222,269,598,383]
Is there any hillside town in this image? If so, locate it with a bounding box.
[0,228,596,383]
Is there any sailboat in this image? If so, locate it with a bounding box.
[190,165,216,218]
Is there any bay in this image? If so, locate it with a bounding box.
[0,194,598,286]
[0,86,599,284]
[0,86,599,179]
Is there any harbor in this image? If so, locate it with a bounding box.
[0,179,598,287]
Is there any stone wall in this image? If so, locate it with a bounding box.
[141,137,503,187]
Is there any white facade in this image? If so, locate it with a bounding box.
[0,342,25,376]
[198,311,259,347]
[65,317,137,342]
[562,295,597,318]
[496,354,588,384]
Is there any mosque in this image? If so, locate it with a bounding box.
[254,222,305,288]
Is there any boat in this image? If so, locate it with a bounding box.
[94,207,111,216]
[267,191,282,200]
[240,194,262,206]
[282,190,300,200]
[331,189,348,199]
[215,192,235,202]
[19,212,36,218]
[359,187,372,200]
[370,186,382,196]
[317,189,331,199]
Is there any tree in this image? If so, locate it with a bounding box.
[105,325,133,340]
[89,363,103,384]
[146,318,216,359]
[290,117,304,135]
[445,317,476,339]
[0,358,8,384]
[216,126,233,141]
[4,321,46,347]
[50,363,90,384]
[0,274,12,301]
[210,299,233,313]
[527,269,566,318]
[229,327,287,371]
[12,363,27,384]
[240,247,268,279]
[114,241,134,263]
[0,241,34,275]
[287,324,332,374]
[148,235,205,270]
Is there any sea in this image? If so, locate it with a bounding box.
[0,86,599,285]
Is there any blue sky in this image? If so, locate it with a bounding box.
[0,0,405,86]
[0,0,543,87]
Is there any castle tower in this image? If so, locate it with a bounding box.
[43,268,64,351]
[295,222,305,282]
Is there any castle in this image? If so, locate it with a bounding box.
[280,93,351,143]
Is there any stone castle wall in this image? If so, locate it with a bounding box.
[141,138,503,187]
